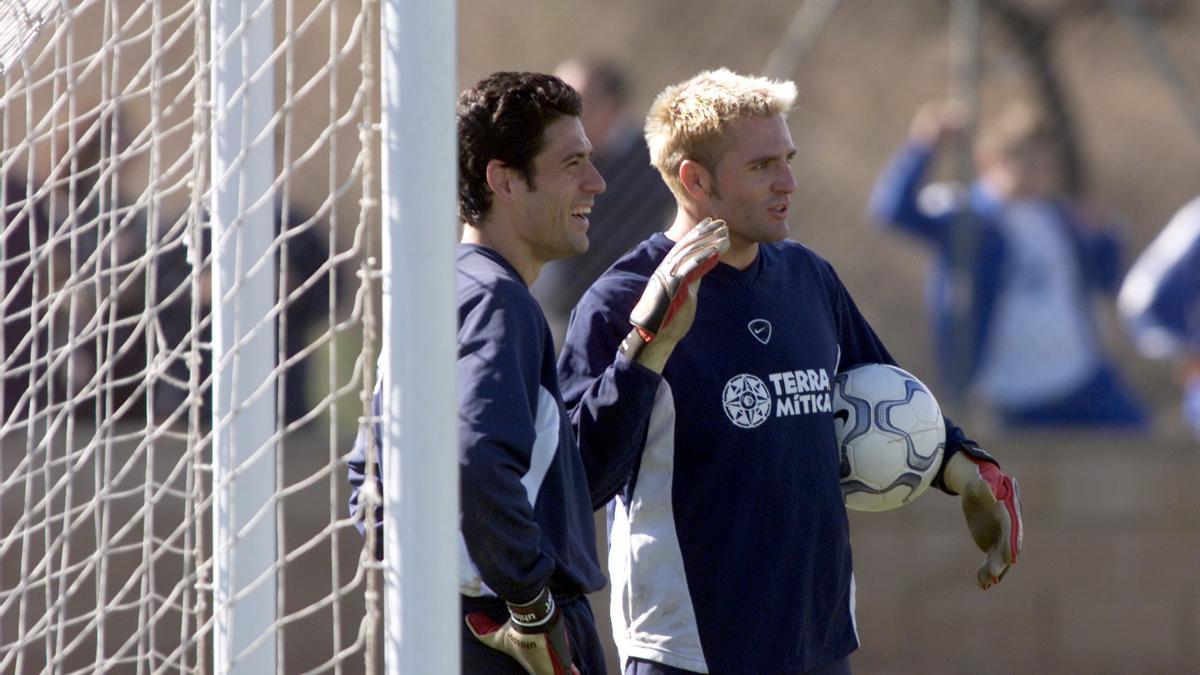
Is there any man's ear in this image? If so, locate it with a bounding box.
[485,159,519,204]
[679,159,713,202]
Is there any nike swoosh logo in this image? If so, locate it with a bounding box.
[833,409,849,424]
[748,319,772,345]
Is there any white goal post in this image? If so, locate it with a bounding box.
[0,0,458,672]
[378,0,459,673]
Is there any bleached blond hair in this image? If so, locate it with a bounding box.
[645,68,797,199]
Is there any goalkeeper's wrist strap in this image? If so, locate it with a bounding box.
[619,327,652,361]
[506,587,556,632]
[957,443,999,468]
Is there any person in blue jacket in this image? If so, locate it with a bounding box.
[559,69,1023,675]
[346,71,728,675]
[1119,195,1200,437]
[869,101,1147,428]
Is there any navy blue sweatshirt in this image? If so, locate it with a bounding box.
[348,243,660,603]
[559,234,977,673]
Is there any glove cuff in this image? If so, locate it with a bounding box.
[619,327,652,360]
[956,443,999,468]
[506,586,556,632]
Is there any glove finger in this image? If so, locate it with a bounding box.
[978,545,1011,590]
[977,564,998,590]
[674,223,729,275]
[690,218,727,242]
[687,220,728,252]
[988,548,1011,581]
[670,218,725,252]
[961,479,1001,552]
[687,217,724,240]
[997,563,1013,583]
[668,223,727,271]
[675,243,724,284]
[662,222,724,277]
[664,218,718,262]
[464,612,504,644]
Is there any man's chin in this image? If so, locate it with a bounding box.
[760,222,790,243]
[557,238,589,260]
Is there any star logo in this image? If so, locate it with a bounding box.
[721,373,771,429]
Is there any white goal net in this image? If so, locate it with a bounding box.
[0,0,383,671]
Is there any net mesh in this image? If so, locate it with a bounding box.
[0,0,381,671]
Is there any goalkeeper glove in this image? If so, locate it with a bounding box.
[943,451,1023,590]
[465,587,580,675]
[620,217,729,361]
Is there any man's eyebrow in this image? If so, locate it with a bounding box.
[560,148,591,163]
[746,149,796,166]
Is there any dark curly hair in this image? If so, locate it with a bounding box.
[457,72,582,226]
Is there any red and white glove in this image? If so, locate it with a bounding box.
[944,451,1023,590]
[620,217,729,359]
[465,587,580,675]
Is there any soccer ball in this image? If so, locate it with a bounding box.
[832,363,945,512]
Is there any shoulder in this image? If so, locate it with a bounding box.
[578,235,670,310]
[458,245,530,301]
[457,245,543,331]
[767,239,840,283]
[762,240,858,313]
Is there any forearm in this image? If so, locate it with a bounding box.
[621,330,675,373]
[569,352,660,506]
[935,417,998,494]
[941,452,978,495]
[347,385,384,559]
[460,443,556,601]
[868,141,938,229]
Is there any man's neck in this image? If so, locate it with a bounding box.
[461,221,541,286]
[664,210,759,271]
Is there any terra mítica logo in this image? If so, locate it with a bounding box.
[722,374,771,429]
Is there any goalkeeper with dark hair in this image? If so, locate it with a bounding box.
[347,71,728,674]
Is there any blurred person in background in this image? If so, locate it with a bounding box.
[42,107,150,414]
[1119,195,1200,438]
[0,106,155,425]
[560,69,1022,675]
[532,58,676,349]
[1,175,48,424]
[869,100,1147,429]
[152,200,330,427]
